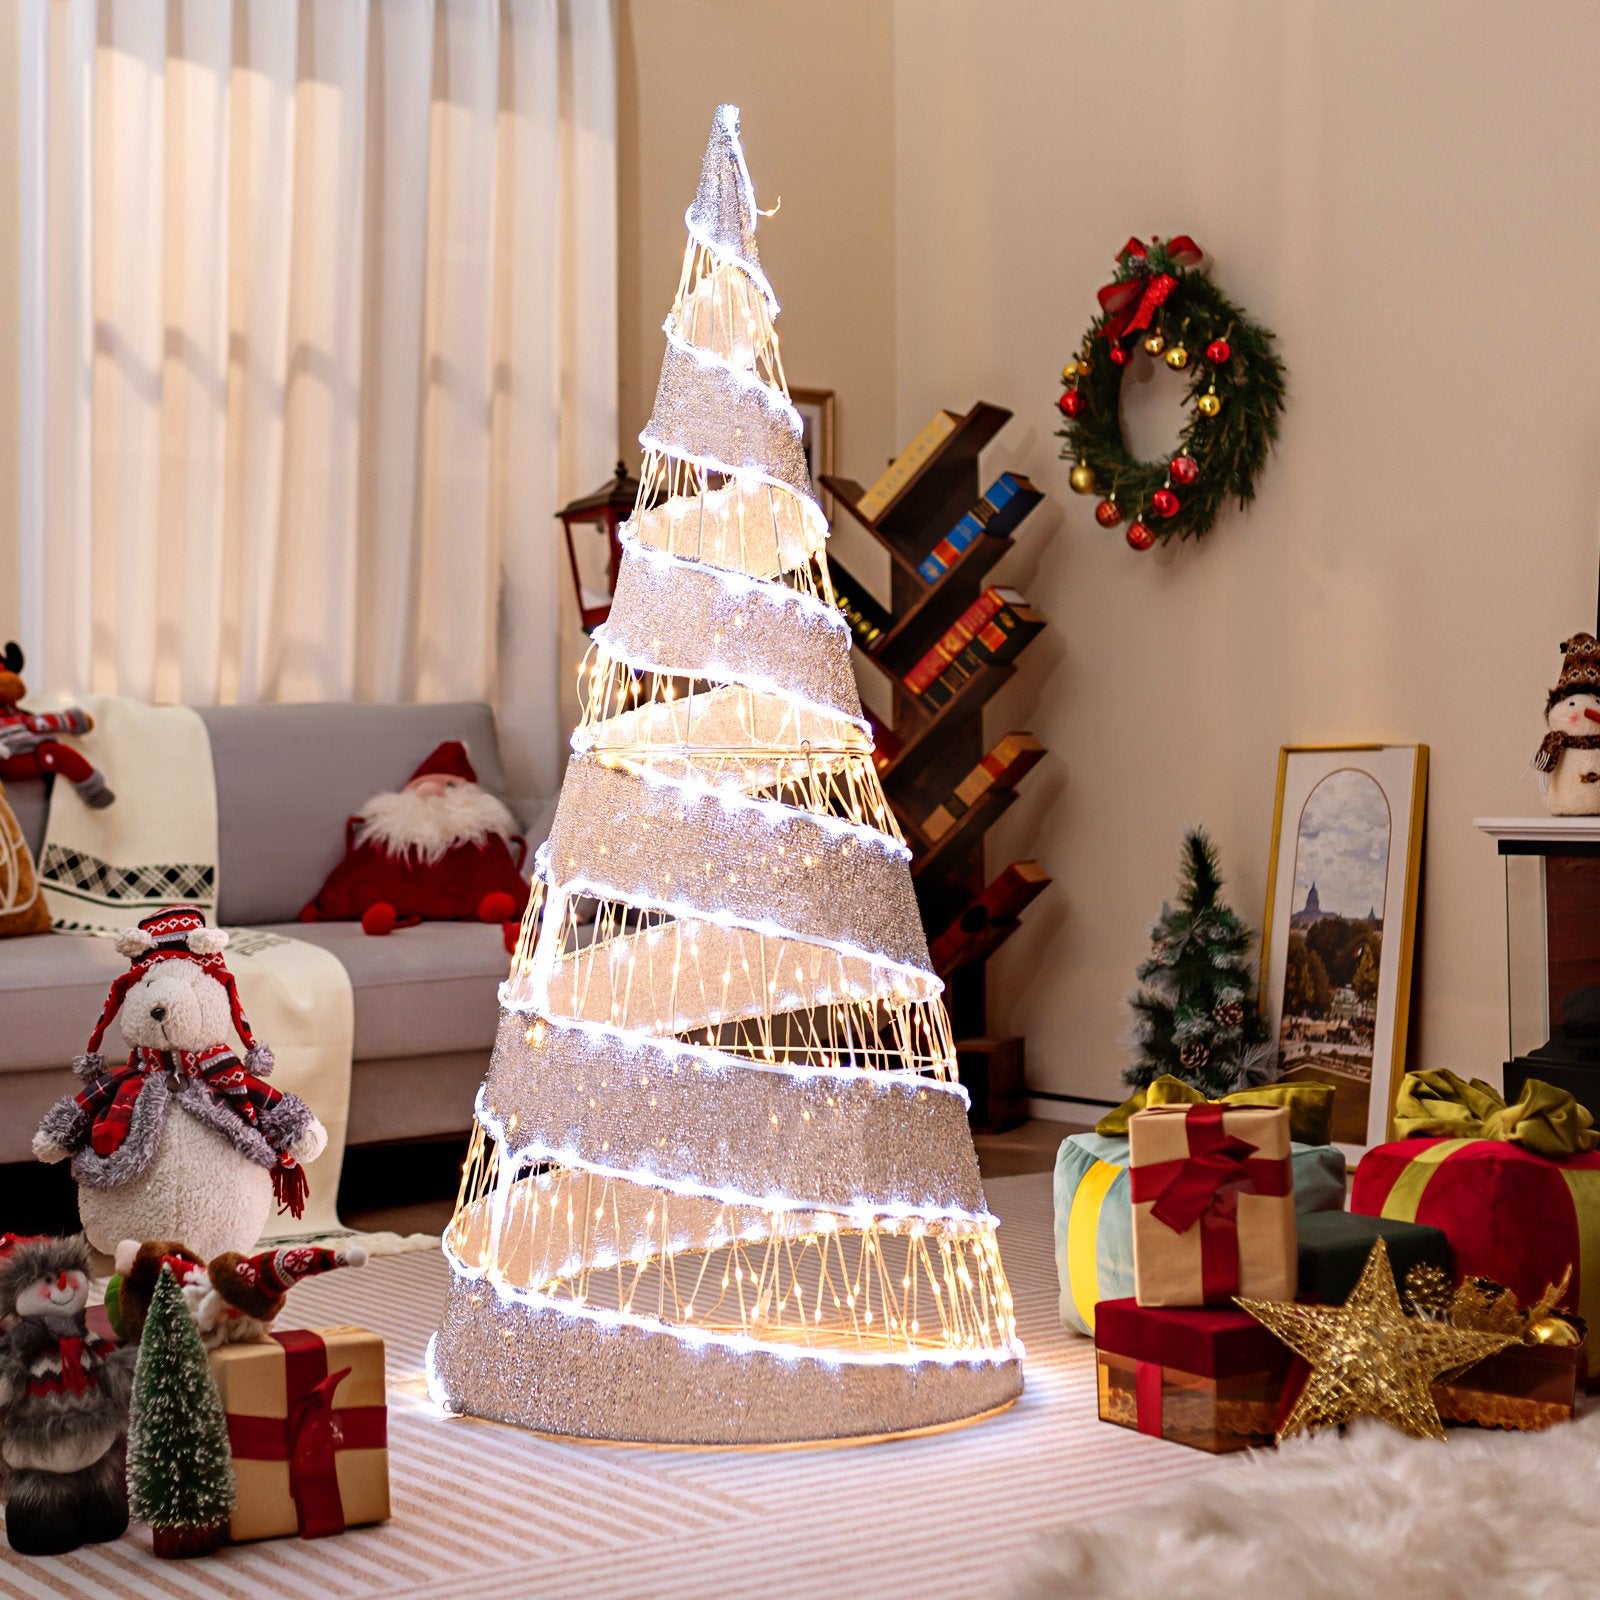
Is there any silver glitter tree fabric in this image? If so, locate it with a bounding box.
[429,105,1023,1446]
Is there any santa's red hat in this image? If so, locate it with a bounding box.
[78,905,272,1078]
[407,741,477,786]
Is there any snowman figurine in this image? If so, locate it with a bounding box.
[1535,633,1600,814]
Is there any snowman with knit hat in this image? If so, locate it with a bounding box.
[1535,633,1600,815]
[32,906,328,1261]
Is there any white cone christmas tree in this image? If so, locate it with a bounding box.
[429,105,1022,1445]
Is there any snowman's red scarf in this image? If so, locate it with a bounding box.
[1535,731,1600,772]
[55,1046,309,1218]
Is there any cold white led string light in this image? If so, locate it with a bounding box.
[430,105,1023,1442]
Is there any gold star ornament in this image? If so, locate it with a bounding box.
[1237,1236,1520,1441]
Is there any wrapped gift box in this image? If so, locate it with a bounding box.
[1433,1338,1584,1432]
[210,1326,390,1542]
[1351,1136,1600,1374]
[1054,1129,1346,1335]
[1130,1104,1296,1308]
[1296,1211,1453,1304]
[1094,1297,1293,1453]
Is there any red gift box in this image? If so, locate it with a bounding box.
[1093,1297,1293,1452]
[1351,1136,1600,1377]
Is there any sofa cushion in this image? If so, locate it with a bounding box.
[254,922,505,1063]
[0,922,506,1075]
[200,702,511,925]
[0,932,129,1071]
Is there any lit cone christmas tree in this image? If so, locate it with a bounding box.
[429,105,1023,1445]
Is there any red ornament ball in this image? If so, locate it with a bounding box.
[1094,498,1124,528]
[1109,345,1130,366]
[1205,339,1232,365]
[1151,487,1181,518]
[1058,388,1084,418]
[361,902,398,937]
[1169,454,1200,486]
[1126,521,1155,551]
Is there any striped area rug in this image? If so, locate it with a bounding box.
[0,1174,1226,1600]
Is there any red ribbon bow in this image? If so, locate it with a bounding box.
[1096,235,1204,346]
[1146,1128,1261,1234]
[227,1330,387,1539]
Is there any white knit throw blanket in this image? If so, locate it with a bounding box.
[36,694,354,1242]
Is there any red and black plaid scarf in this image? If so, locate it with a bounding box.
[76,1045,284,1156]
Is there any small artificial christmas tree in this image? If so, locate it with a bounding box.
[1126,827,1271,1096]
[128,1264,236,1558]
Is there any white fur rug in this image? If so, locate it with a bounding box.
[1010,1411,1600,1599]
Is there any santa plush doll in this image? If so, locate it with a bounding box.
[300,741,528,949]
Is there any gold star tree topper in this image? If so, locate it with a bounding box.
[1238,1237,1520,1441]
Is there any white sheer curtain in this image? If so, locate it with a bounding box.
[17,0,616,801]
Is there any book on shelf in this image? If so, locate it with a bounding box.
[903,586,1021,694]
[917,502,993,583]
[980,471,1044,540]
[856,410,960,522]
[917,595,1046,707]
[864,706,903,774]
[916,472,1044,583]
[922,732,1045,842]
[928,861,1052,973]
[829,559,892,650]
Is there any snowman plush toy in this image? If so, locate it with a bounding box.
[1535,633,1600,815]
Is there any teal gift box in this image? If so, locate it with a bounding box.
[1054,1130,1348,1336]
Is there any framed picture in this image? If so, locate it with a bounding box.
[1260,744,1429,1160]
[790,387,836,520]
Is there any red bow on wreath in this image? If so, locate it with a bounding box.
[1096,235,1205,347]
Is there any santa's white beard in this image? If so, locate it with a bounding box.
[356,783,518,864]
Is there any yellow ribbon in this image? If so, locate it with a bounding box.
[1094,1074,1335,1147]
[1392,1069,1598,1157]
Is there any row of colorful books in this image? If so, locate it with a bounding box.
[906,585,1045,707]
[828,473,1045,656]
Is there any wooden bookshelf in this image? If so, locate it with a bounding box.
[822,401,1050,1131]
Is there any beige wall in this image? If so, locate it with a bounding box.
[894,0,1600,1102]
[617,0,899,661]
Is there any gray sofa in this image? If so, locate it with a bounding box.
[1,701,519,1164]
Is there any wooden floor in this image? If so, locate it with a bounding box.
[0,1119,1083,1240]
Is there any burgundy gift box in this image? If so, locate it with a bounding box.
[1094,1297,1292,1453]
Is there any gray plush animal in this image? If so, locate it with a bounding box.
[0,1234,135,1556]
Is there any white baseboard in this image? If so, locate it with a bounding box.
[1025,1094,1115,1124]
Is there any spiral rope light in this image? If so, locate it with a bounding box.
[428,105,1024,1445]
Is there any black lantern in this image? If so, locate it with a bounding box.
[558,461,640,632]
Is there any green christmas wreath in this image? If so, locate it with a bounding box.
[1056,235,1287,550]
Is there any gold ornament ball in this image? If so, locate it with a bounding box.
[1197,391,1222,417]
[1142,332,1166,356]
[1068,463,1098,495]
[1061,360,1080,383]
[1163,344,1190,370]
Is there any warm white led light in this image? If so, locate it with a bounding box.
[432,102,1022,1444]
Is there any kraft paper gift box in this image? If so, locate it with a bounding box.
[1053,1129,1345,1335]
[1129,1103,1296,1308]
[1094,1297,1294,1453]
[209,1326,390,1542]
